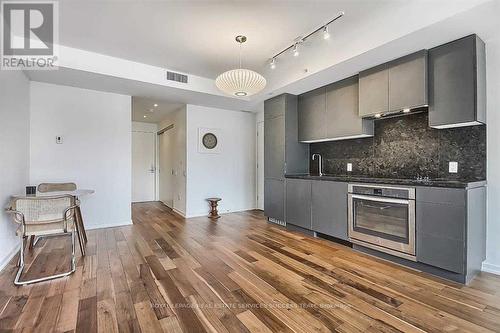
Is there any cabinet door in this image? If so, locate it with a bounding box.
[359,64,389,117]
[326,76,373,139]
[389,50,428,111]
[285,179,311,229]
[264,179,284,221]
[264,94,285,120]
[311,181,348,239]
[429,35,484,128]
[264,115,284,180]
[298,87,326,141]
[416,187,466,274]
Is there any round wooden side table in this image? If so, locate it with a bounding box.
[206,197,221,220]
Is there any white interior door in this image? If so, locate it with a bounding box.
[257,121,264,210]
[159,130,174,207]
[132,131,156,202]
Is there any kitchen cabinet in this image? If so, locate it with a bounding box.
[326,76,373,140]
[359,50,428,117]
[429,34,486,128]
[264,94,309,223]
[285,178,311,229]
[358,63,389,117]
[298,87,326,142]
[311,181,348,240]
[416,186,486,281]
[264,115,284,180]
[264,179,285,222]
[389,50,428,111]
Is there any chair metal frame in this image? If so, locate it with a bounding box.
[6,195,78,285]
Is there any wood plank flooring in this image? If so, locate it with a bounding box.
[0,202,499,332]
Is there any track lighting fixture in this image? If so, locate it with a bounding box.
[270,58,276,69]
[323,26,330,40]
[269,11,344,64]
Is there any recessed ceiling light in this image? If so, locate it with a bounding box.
[143,115,147,118]
[154,104,158,107]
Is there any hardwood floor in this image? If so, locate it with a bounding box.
[1,202,499,332]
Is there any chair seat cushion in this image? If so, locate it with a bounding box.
[17,219,75,236]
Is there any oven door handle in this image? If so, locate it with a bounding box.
[350,194,410,205]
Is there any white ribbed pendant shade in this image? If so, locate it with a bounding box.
[216,35,266,97]
[216,68,266,97]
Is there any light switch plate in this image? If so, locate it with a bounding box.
[347,163,353,172]
[449,161,458,173]
[56,136,63,144]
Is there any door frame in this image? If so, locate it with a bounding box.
[256,120,264,210]
[157,124,175,208]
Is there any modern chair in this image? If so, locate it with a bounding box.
[6,195,78,285]
[36,182,86,255]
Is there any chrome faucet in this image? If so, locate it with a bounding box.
[312,154,323,176]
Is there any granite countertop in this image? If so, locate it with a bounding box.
[285,174,487,189]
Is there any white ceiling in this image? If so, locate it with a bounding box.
[58,0,485,80]
[132,97,183,123]
[25,0,491,112]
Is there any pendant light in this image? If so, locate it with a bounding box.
[216,35,266,97]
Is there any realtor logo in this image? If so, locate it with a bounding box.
[1,1,59,70]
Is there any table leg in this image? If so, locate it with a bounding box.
[28,236,35,251]
[76,206,88,243]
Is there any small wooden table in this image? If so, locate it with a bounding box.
[206,198,221,220]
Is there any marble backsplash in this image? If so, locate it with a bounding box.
[310,112,486,181]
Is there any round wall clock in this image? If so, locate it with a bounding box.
[202,132,218,149]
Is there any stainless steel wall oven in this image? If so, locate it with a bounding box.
[348,184,416,261]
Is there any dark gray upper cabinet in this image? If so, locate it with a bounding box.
[429,35,486,129]
[298,87,327,142]
[358,63,389,117]
[360,50,428,117]
[311,181,348,240]
[326,76,373,139]
[264,94,309,222]
[285,178,311,229]
[389,50,428,111]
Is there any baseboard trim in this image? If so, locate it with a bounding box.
[185,208,256,219]
[0,243,21,272]
[85,220,133,230]
[482,262,500,275]
[172,208,186,218]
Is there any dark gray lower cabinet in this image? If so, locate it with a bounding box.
[285,179,311,229]
[416,186,486,280]
[264,179,284,222]
[311,181,348,240]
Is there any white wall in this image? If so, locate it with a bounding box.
[185,105,256,217]
[30,82,132,229]
[158,107,187,215]
[0,71,30,270]
[483,2,500,274]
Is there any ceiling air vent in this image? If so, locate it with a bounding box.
[167,71,188,83]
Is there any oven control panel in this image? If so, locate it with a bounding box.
[349,184,415,200]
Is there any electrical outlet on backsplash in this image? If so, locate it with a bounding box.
[309,112,486,181]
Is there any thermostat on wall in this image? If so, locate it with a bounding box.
[56,136,63,144]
